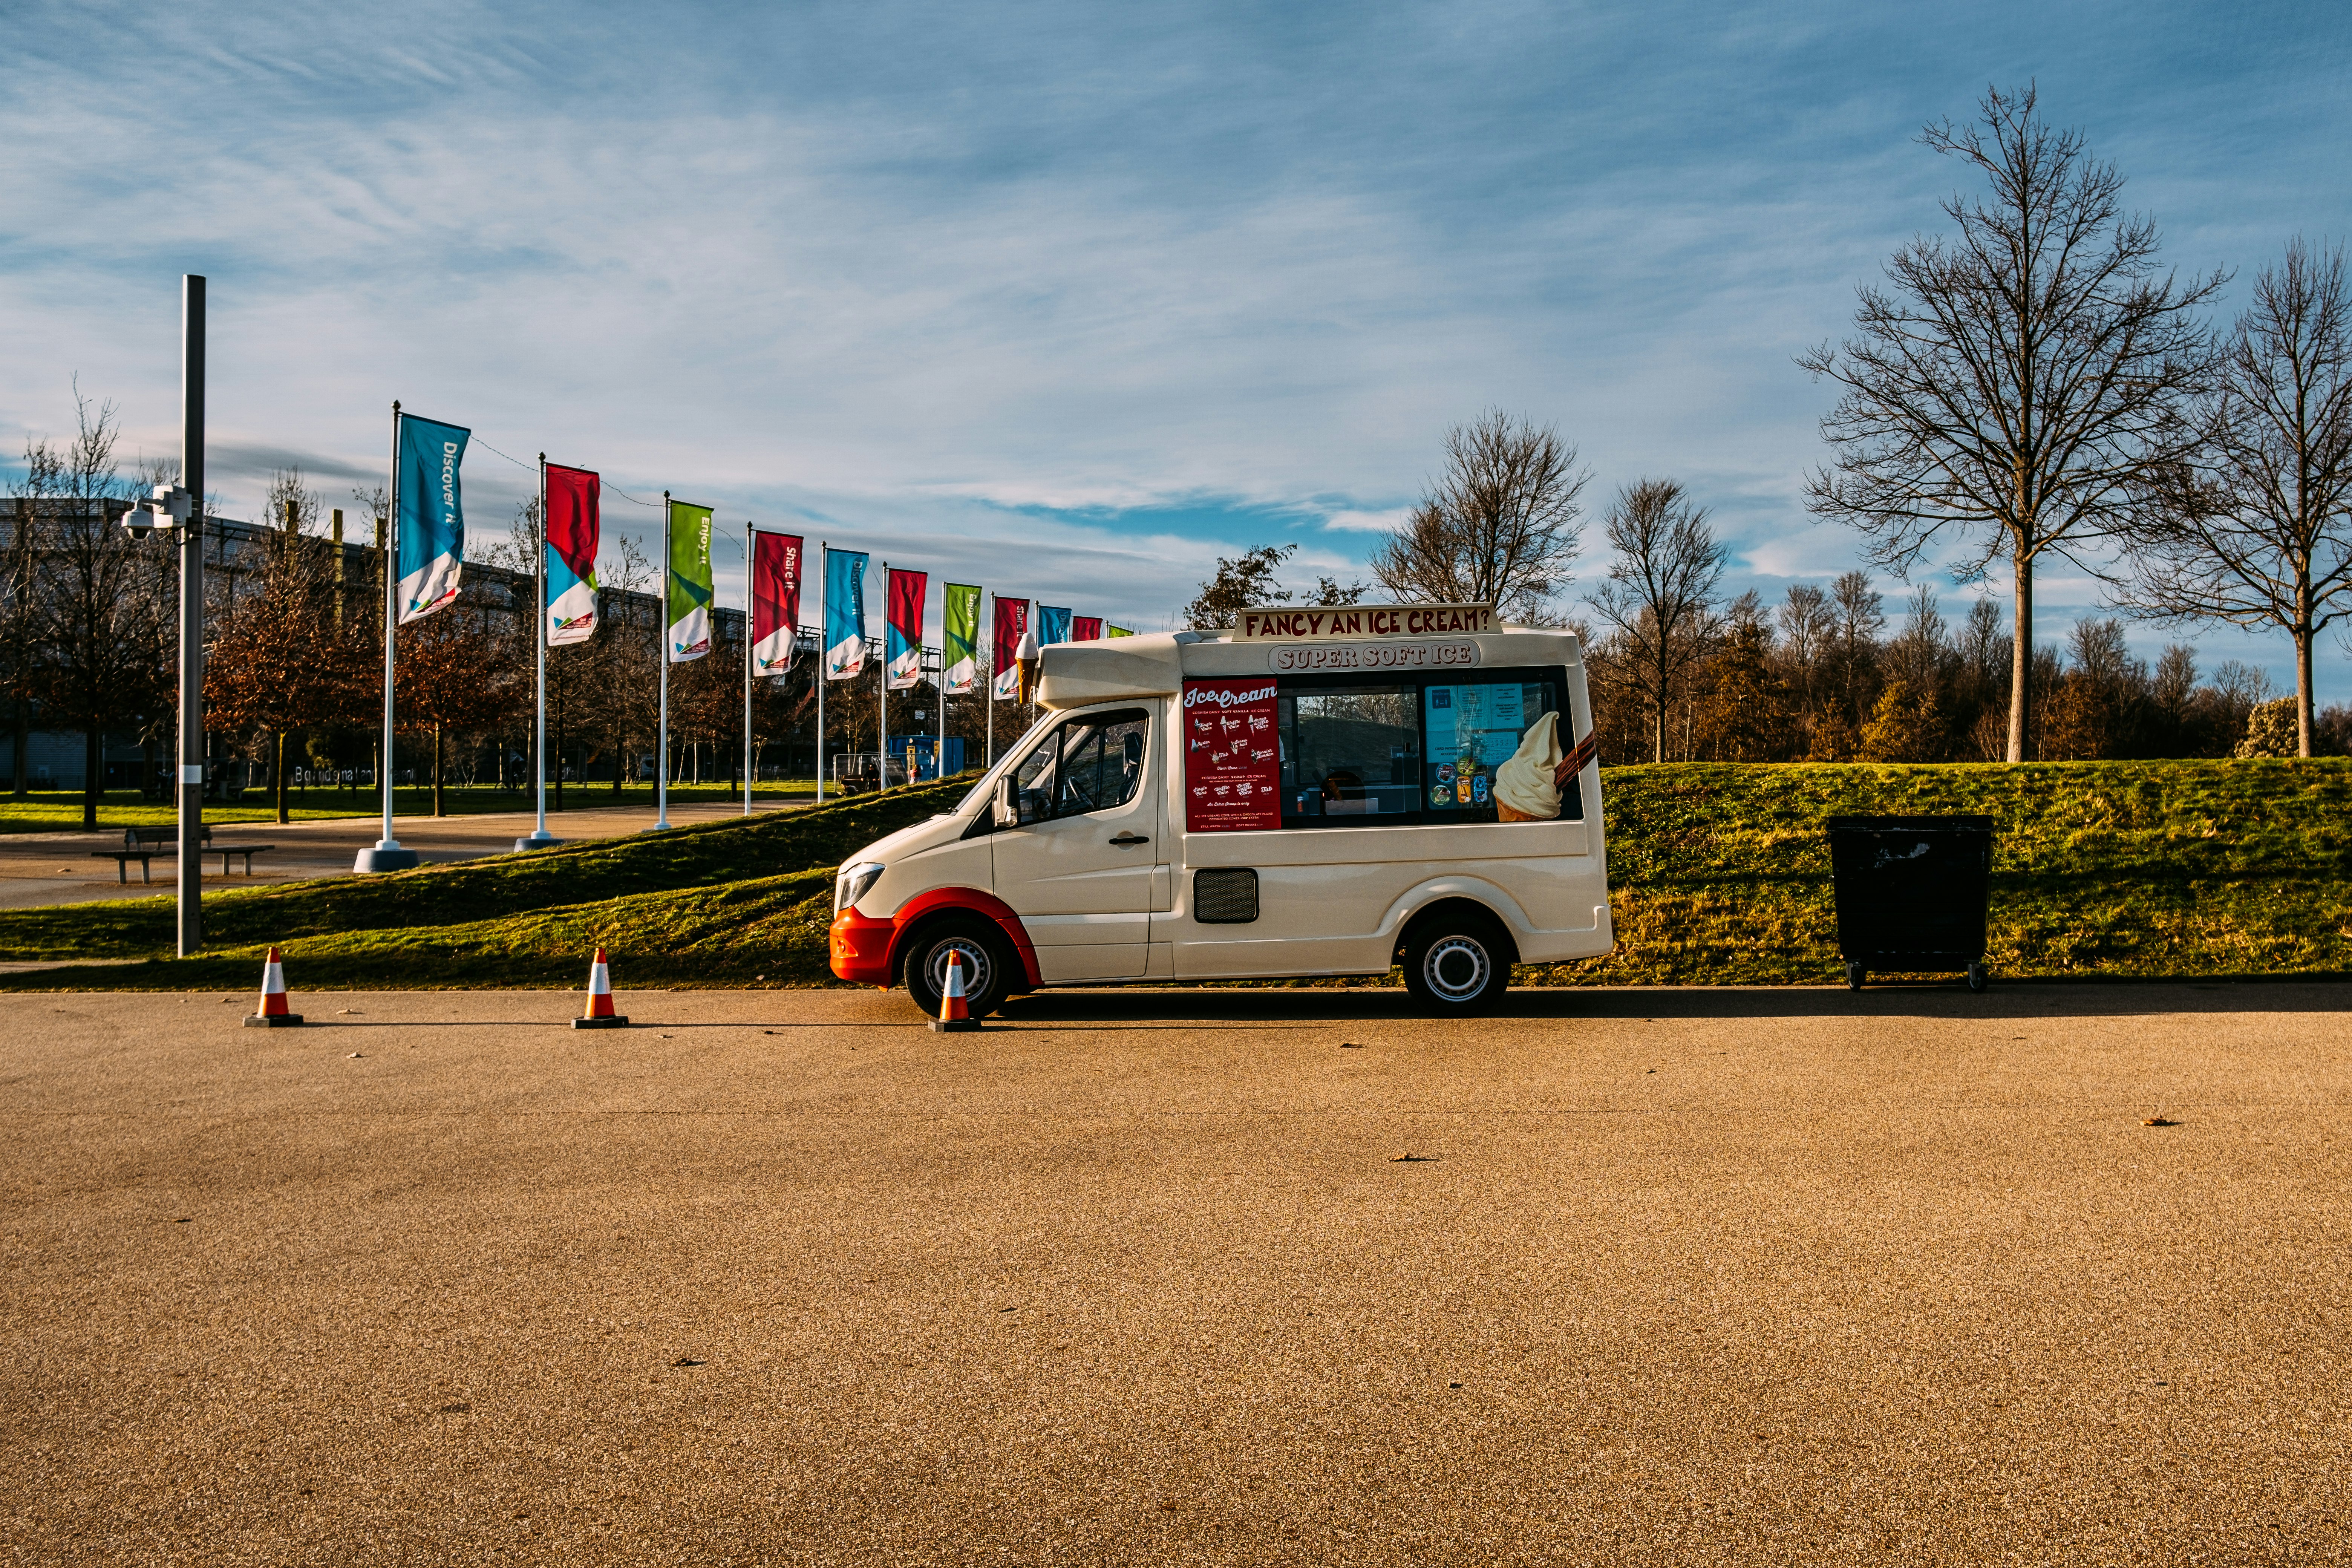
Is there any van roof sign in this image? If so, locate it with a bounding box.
[1234,603,1495,641]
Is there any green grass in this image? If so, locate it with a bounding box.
[0,782,821,833]
[1524,759,2352,986]
[5,760,2347,991]
[0,777,973,986]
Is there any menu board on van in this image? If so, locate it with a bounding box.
[1182,679,1280,831]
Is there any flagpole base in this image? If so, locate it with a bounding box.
[353,844,419,873]
[644,820,672,833]
[572,1015,630,1029]
[512,834,561,852]
[244,1013,305,1028]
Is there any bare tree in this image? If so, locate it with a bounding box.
[1588,479,1728,763]
[26,388,173,828]
[1798,84,2224,760]
[1371,410,1590,622]
[1776,582,1834,720]
[2116,239,2352,755]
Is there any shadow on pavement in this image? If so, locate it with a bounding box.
[988,978,2352,1026]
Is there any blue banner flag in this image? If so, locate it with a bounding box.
[1037,604,1072,645]
[395,413,469,624]
[824,548,869,680]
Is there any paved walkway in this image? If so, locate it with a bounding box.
[3,983,2346,1563]
[0,798,812,911]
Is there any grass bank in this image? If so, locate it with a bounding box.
[5,761,2346,991]
[0,779,970,988]
[0,782,819,833]
[1528,759,2352,985]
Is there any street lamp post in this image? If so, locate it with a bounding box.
[121,275,206,955]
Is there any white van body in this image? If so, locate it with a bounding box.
[827,618,1612,1005]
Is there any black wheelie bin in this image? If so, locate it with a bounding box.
[1826,815,1994,991]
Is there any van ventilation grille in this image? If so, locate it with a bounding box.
[1193,868,1259,924]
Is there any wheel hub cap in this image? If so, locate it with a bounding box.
[1424,936,1491,1002]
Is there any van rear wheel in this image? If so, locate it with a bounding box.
[1403,916,1512,1014]
[902,917,1015,1020]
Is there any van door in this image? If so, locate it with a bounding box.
[991,707,1162,982]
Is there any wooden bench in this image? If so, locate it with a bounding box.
[90,825,276,883]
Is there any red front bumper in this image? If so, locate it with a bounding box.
[829,906,897,986]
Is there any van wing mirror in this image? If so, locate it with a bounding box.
[992,776,1017,828]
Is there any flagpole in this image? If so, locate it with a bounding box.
[356,401,417,872]
[536,454,548,835]
[742,519,753,819]
[879,559,889,793]
[983,590,993,768]
[815,542,827,805]
[937,628,945,783]
[516,453,557,852]
[652,490,672,832]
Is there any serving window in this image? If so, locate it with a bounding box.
[1273,666,1580,827]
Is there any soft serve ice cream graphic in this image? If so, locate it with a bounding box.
[1493,711,1568,822]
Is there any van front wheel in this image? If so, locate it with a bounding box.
[902,917,1016,1020]
[1403,918,1511,1014]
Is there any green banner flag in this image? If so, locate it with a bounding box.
[666,500,713,662]
[1106,624,1133,637]
[942,583,981,693]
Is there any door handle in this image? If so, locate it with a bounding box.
[1109,832,1150,846]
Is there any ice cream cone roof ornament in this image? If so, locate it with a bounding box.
[1494,711,1564,823]
[1015,626,1041,704]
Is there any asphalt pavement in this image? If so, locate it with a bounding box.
[2,983,2347,1565]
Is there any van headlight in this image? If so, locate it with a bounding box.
[835,861,886,914]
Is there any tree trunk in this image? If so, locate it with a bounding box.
[433,724,445,817]
[11,698,26,800]
[275,729,290,825]
[2006,555,2034,763]
[1652,648,1668,765]
[554,715,565,814]
[83,723,101,830]
[2295,623,2314,759]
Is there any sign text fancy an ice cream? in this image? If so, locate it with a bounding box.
[1235,603,1494,641]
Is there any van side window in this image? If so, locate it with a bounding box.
[1278,686,1421,820]
[1011,709,1150,824]
[1262,666,1580,827]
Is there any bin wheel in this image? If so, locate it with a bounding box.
[1845,961,1865,992]
[1966,962,1988,993]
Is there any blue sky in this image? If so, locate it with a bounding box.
[5,0,2348,700]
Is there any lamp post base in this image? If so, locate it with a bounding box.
[353,844,420,873]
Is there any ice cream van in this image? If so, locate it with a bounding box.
[827,603,1613,1016]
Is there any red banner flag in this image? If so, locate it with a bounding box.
[886,568,927,690]
[992,596,1029,701]
[1072,615,1103,642]
[544,463,600,646]
[751,531,802,676]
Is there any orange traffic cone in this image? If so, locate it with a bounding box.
[572,947,629,1029]
[243,946,303,1028]
[928,948,980,1034]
